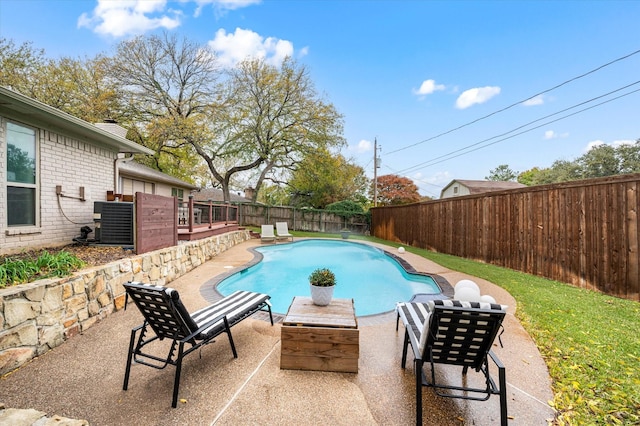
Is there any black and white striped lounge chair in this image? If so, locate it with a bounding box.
[122,282,273,408]
[396,299,508,426]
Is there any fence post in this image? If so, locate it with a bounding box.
[188,195,194,233]
[208,199,213,229]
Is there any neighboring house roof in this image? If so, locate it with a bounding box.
[118,161,198,190]
[0,86,153,155]
[193,188,253,203]
[441,179,526,198]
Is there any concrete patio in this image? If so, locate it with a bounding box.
[0,239,557,425]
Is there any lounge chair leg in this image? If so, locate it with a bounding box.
[123,328,138,391]
[499,363,508,425]
[267,305,274,325]
[401,329,409,369]
[223,317,238,358]
[415,359,423,426]
[172,342,185,408]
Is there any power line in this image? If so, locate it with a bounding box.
[399,86,640,173]
[386,47,640,156]
[396,80,640,174]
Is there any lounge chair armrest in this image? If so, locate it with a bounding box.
[180,314,230,343]
[488,350,505,369]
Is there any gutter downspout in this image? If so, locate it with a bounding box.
[114,153,136,195]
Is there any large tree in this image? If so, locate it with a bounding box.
[108,32,217,185]
[109,33,344,201]
[214,57,345,202]
[373,174,421,206]
[0,38,44,93]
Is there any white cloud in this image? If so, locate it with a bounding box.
[413,79,445,97]
[78,0,182,37]
[586,139,636,151]
[78,0,261,37]
[428,170,452,186]
[585,140,605,151]
[523,94,544,106]
[611,139,635,148]
[455,86,501,109]
[349,139,372,154]
[208,28,301,68]
[192,0,261,15]
[544,130,569,140]
[417,171,452,198]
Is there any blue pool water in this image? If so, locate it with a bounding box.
[216,239,441,316]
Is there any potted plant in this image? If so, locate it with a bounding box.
[308,267,336,306]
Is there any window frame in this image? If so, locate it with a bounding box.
[171,187,184,201]
[5,120,39,228]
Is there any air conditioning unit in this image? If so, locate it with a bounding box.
[93,201,134,246]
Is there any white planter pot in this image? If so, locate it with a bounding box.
[310,284,335,306]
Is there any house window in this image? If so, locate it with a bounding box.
[6,122,37,226]
[171,188,184,201]
[453,187,458,194]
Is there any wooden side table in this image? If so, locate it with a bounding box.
[280,296,359,373]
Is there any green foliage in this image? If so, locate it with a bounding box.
[0,38,120,124]
[0,37,46,93]
[486,164,518,181]
[258,184,290,206]
[326,200,370,228]
[308,268,336,287]
[0,251,85,288]
[326,200,364,214]
[288,149,369,208]
[518,140,640,185]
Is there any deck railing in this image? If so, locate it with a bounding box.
[177,196,238,233]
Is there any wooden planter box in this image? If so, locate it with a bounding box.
[280,297,359,373]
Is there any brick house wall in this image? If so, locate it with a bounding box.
[1,119,117,254]
[1,87,154,255]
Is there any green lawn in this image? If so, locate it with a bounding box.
[278,230,640,424]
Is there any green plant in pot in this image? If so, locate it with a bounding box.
[309,267,336,306]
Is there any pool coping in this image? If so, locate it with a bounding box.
[200,238,454,320]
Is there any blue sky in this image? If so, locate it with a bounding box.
[1,0,639,198]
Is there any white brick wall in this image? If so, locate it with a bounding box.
[1,119,118,254]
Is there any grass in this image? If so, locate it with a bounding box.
[267,229,640,424]
[0,250,85,288]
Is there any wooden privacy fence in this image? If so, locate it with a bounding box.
[372,173,640,302]
[238,204,369,234]
[135,193,178,254]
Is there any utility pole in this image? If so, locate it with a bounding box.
[373,138,379,207]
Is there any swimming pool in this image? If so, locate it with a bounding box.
[215,239,442,316]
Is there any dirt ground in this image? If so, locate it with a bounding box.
[0,244,136,267]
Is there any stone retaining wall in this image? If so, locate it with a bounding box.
[0,230,250,376]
